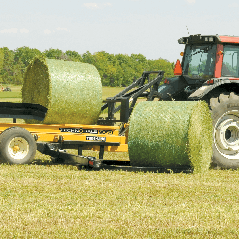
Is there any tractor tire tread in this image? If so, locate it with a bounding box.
[209,91,239,169]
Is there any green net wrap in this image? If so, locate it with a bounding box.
[22,57,102,124]
[128,101,213,173]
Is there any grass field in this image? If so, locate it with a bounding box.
[0,85,124,102]
[0,85,239,238]
[0,165,239,238]
[0,85,22,101]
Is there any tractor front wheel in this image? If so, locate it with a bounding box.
[210,92,239,169]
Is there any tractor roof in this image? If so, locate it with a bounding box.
[178,34,239,44]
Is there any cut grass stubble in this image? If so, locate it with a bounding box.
[0,165,238,238]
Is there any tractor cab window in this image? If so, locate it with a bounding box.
[183,44,216,80]
[222,45,239,78]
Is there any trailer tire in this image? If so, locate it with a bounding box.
[0,127,36,164]
[210,92,239,169]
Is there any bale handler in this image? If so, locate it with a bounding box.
[0,71,174,172]
[1,34,239,170]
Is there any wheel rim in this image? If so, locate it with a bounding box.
[214,110,239,159]
[8,137,29,160]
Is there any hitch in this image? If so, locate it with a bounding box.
[88,157,102,168]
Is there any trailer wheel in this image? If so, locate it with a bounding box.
[210,92,239,169]
[0,127,36,164]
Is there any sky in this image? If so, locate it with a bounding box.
[0,0,239,63]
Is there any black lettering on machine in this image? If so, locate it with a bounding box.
[86,136,106,141]
[59,128,98,134]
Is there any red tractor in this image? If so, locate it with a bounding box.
[157,34,239,169]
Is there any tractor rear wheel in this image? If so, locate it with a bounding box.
[210,92,239,169]
[0,127,37,164]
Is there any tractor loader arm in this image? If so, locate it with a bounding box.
[98,71,164,126]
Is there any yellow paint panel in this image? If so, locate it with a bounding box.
[0,123,128,152]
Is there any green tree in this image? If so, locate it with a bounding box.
[148,58,174,80]
[81,51,96,65]
[65,50,83,62]
[1,47,15,84]
[14,47,42,68]
[93,51,118,86]
[12,61,25,85]
[0,48,4,83]
[13,47,42,84]
[0,46,175,87]
[115,54,141,86]
[43,48,69,60]
[81,51,119,86]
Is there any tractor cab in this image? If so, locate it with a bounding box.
[158,34,239,100]
[182,43,216,81]
[179,34,239,80]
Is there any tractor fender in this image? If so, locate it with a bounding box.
[188,78,239,100]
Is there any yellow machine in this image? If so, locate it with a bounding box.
[0,122,129,168]
[0,71,166,171]
[0,122,128,154]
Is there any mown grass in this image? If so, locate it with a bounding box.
[102,86,125,100]
[0,85,22,102]
[0,85,239,238]
[0,85,125,102]
[0,91,21,98]
[0,165,239,238]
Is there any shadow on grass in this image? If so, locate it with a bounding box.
[30,158,193,173]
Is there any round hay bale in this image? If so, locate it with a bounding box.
[22,57,102,124]
[128,101,213,173]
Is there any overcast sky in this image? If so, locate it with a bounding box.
[0,0,238,63]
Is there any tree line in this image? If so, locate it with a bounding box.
[0,47,175,86]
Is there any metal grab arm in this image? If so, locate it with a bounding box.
[98,71,164,125]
